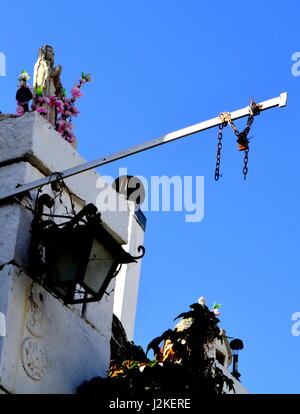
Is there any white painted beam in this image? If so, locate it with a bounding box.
[0,92,288,203]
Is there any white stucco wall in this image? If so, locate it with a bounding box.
[0,265,115,394]
[0,112,145,393]
[113,202,146,340]
[0,112,130,245]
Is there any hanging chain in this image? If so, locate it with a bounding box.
[214,122,225,181]
[214,113,230,181]
[243,147,249,179]
[239,112,255,179]
[222,99,261,180]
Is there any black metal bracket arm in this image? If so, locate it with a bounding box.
[131,245,146,261]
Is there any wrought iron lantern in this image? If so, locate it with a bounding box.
[229,338,244,381]
[32,202,145,304]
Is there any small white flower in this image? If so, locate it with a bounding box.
[198,296,206,305]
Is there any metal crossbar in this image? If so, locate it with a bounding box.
[0,92,288,203]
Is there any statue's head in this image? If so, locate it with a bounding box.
[39,45,55,66]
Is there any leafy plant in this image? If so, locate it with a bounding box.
[78,299,235,397]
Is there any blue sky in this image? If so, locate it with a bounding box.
[1,0,300,394]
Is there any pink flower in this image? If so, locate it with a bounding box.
[79,78,87,84]
[65,127,73,135]
[37,97,50,104]
[37,107,48,115]
[57,126,66,133]
[62,97,71,105]
[212,309,220,316]
[16,105,25,116]
[55,100,64,113]
[57,119,66,127]
[49,96,57,105]
[71,87,83,98]
[70,106,80,117]
[66,133,75,143]
[65,122,74,130]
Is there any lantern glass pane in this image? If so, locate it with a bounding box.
[83,239,115,294]
[48,243,81,285]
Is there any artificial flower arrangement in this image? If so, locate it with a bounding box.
[16,70,92,146]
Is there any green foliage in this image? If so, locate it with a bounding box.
[77,301,235,397]
[34,86,43,97]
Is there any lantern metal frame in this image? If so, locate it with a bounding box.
[32,203,145,304]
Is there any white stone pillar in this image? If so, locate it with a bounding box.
[0,112,143,393]
[113,203,146,341]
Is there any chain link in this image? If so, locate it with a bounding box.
[240,113,253,180]
[214,122,225,181]
[243,147,249,180]
[225,99,260,180]
[214,100,260,180]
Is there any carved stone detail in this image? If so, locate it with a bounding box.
[26,306,44,339]
[21,338,47,381]
[26,284,45,338]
